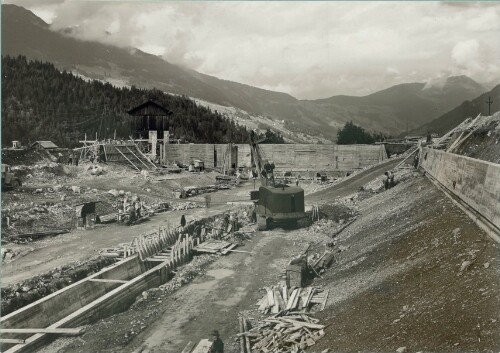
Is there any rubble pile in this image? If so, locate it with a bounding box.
[170,201,203,211]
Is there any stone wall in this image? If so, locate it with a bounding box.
[421,147,500,233]
[164,144,387,173]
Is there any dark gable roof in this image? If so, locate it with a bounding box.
[127,100,173,116]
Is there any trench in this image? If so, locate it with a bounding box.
[0,211,244,353]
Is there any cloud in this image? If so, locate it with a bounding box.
[4,0,500,98]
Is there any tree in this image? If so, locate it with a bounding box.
[336,121,375,144]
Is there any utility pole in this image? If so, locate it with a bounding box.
[486,96,493,116]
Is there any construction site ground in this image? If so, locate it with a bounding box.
[28,158,500,353]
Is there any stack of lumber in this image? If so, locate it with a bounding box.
[239,314,325,353]
[256,285,329,314]
[193,240,237,255]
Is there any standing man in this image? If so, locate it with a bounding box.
[413,152,420,169]
[180,214,186,232]
[210,330,224,353]
[74,152,79,166]
[383,172,390,190]
[68,151,73,165]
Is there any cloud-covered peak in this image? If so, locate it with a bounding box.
[4,0,500,99]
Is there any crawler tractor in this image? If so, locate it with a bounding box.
[249,132,305,230]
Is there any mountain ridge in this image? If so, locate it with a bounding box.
[1,4,489,138]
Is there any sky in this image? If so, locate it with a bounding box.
[5,0,500,99]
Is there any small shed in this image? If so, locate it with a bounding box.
[75,201,99,229]
[12,141,21,149]
[194,159,205,172]
[31,141,58,150]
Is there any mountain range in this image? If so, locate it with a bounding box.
[410,84,500,135]
[1,4,497,139]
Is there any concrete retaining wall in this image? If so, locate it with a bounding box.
[0,257,140,331]
[421,147,500,233]
[1,223,202,353]
[164,144,387,172]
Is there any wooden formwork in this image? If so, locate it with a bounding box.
[1,224,203,353]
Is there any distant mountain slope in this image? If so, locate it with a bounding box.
[1,5,300,122]
[1,4,489,138]
[1,56,265,147]
[307,76,486,135]
[410,84,500,135]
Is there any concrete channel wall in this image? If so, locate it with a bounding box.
[421,147,500,236]
[0,224,201,353]
[164,143,387,173]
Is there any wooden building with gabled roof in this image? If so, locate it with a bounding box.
[127,100,173,140]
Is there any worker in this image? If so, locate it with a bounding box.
[389,171,395,188]
[57,152,63,163]
[68,152,73,165]
[74,153,79,166]
[210,330,224,353]
[135,198,142,219]
[180,214,186,231]
[127,204,136,224]
[413,153,420,169]
[383,172,390,190]
[251,205,257,223]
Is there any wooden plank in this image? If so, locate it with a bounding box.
[286,289,298,310]
[258,296,269,311]
[303,288,315,309]
[273,288,286,311]
[151,256,170,259]
[243,317,252,353]
[266,287,275,307]
[128,136,157,169]
[291,288,301,309]
[191,338,213,353]
[88,279,127,284]
[279,318,325,330]
[0,328,84,335]
[0,339,25,344]
[114,146,140,171]
[239,317,246,353]
[224,249,254,255]
[220,243,238,255]
[125,146,151,170]
[192,247,219,254]
[321,289,329,311]
[282,286,288,304]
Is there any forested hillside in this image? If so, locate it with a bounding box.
[1,56,276,147]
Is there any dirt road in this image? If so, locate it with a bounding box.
[307,157,402,202]
[1,184,255,287]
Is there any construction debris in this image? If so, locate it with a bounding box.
[256,284,329,314]
[193,240,237,255]
[239,313,326,353]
